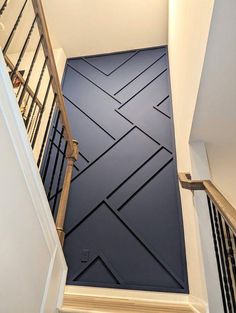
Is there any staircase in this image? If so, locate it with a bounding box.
[0,1,235,313]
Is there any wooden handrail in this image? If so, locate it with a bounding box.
[178,172,205,190]
[56,140,79,245]
[179,173,236,234]
[5,55,43,110]
[31,0,75,157]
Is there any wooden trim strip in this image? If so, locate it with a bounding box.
[61,293,194,313]
[5,55,43,110]
[31,0,74,156]
[179,173,236,234]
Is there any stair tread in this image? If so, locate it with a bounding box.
[60,293,195,313]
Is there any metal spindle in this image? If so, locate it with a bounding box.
[212,203,232,312]
[31,76,53,148]
[10,16,37,81]
[18,36,43,108]
[22,93,31,120]
[52,141,67,216]
[42,110,60,183]
[37,94,57,167]
[3,0,28,53]
[47,126,64,199]
[225,224,236,286]
[27,103,37,135]
[207,196,228,312]
[218,213,236,311]
[30,106,40,142]
[25,56,48,128]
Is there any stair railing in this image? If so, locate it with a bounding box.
[0,0,78,245]
[179,173,236,312]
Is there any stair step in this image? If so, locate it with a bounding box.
[60,286,195,313]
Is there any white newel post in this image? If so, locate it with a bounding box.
[0,50,67,312]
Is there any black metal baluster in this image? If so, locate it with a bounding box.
[31,76,53,149]
[234,236,236,248]
[3,0,28,53]
[212,203,232,312]
[225,224,236,286]
[25,57,48,128]
[207,196,228,312]
[42,110,60,183]
[22,93,31,121]
[30,106,41,143]
[37,94,57,167]
[0,0,8,17]
[47,126,64,200]
[27,103,37,135]
[52,140,67,217]
[218,213,236,311]
[10,16,37,82]
[18,36,43,108]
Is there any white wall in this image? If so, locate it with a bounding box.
[168,0,214,171]
[43,0,168,58]
[190,142,224,313]
[191,0,236,209]
[168,0,215,310]
[0,50,67,313]
[207,144,236,208]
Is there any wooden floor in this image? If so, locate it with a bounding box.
[60,286,195,313]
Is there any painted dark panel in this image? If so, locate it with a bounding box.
[44,47,188,293]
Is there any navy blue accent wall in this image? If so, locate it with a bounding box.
[45,47,188,293]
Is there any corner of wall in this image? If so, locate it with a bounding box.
[53,48,67,82]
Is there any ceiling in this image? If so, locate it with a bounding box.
[42,0,168,58]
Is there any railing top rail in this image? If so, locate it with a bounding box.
[179,173,236,234]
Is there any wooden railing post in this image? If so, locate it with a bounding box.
[56,140,79,245]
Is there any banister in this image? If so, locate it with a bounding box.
[179,173,236,234]
[1,0,79,245]
[30,0,79,244]
[31,0,75,157]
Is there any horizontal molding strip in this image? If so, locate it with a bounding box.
[61,290,194,313]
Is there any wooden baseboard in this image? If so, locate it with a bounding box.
[61,286,195,313]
